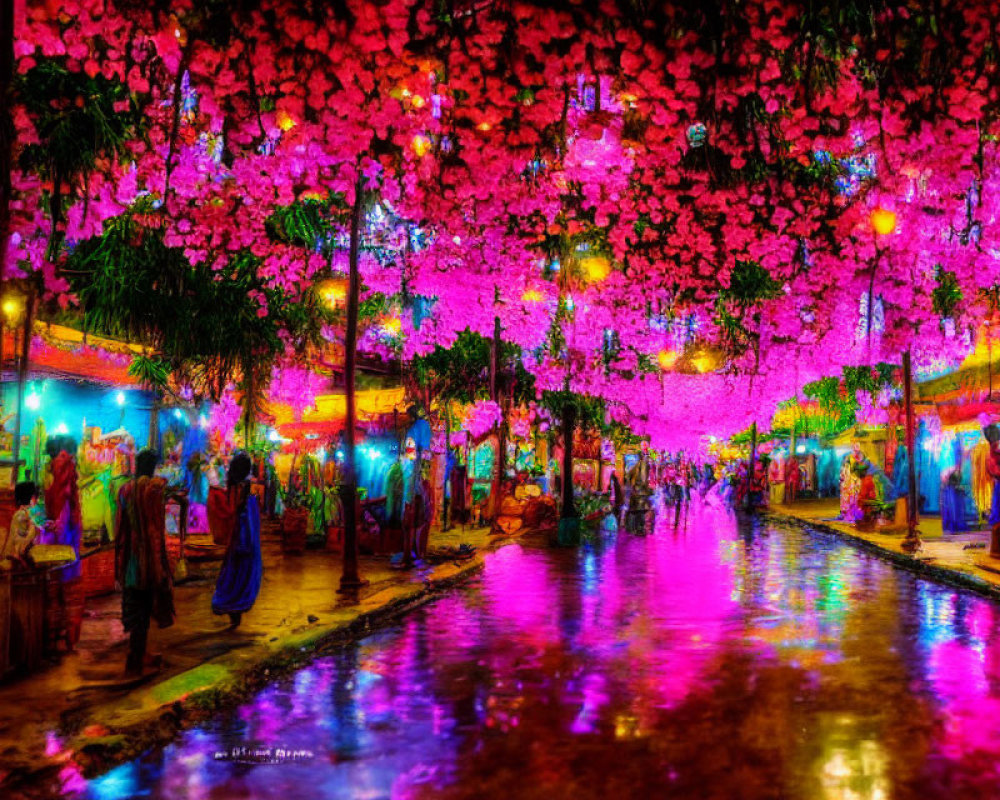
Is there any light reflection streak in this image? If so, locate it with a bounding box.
[68,505,1000,799]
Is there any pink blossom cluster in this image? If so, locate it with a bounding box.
[7,0,1000,450]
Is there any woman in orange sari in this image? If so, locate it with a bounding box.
[44,437,84,650]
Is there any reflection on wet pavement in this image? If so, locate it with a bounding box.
[73,503,1000,799]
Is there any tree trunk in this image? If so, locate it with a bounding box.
[0,0,13,286]
[561,401,576,519]
[489,315,503,520]
[148,393,161,451]
[745,422,757,509]
[902,349,921,552]
[596,434,604,493]
[443,402,451,531]
[338,179,366,593]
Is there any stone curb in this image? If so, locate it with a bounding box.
[1,548,496,794]
[765,510,1000,602]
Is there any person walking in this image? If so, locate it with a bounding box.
[211,452,263,630]
[44,437,84,650]
[785,454,801,504]
[115,449,176,675]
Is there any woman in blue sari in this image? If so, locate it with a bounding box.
[211,452,262,629]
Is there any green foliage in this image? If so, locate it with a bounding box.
[16,57,140,258]
[359,292,390,323]
[265,199,336,251]
[408,329,537,412]
[15,57,139,185]
[932,266,962,319]
[801,375,842,410]
[843,363,898,395]
[128,355,171,388]
[799,363,900,436]
[714,259,783,358]
[65,206,326,432]
[720,259,783,307]
[409,329,493,404]
[538,389,606,433]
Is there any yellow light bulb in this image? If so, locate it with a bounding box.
[477,121,492,132]
[411,94,425,109]
[316,279,347,308]
[412,135,432,157]
[657,350,678,370]
[693,352,716,373]
[580,255,611,282]
[276,110,296,132]
[381,316,402,336]
[871,207,897,236]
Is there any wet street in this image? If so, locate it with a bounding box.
[68,503,1000,799]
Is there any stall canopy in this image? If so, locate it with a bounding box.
[273,387,407,440]
[3,322,147,385]
[917,325,1000,407]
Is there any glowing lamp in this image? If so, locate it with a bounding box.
[581,256,611,283]
[692,352,716,373]
[276,109,296,132]
[476,121,492,132]
[2,293,24,327]
[871,208,897,235]
[411,135,432,157]
[25,392,40,411]
[522,288,544,303]
[381,316,402,336]
[317,278,348,308]
[657,350,679,370]
[116,391,126,406]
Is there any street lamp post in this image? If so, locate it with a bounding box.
[3,286,32,488]
[869,207,919,552]
[337,180,368,596]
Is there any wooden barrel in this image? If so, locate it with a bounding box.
[9,569,45,675]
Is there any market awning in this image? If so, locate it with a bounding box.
[2,322,147,385]
[917,325,1000,403]
[273,386,408,438]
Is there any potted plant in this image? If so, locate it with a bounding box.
[279,485,310,555]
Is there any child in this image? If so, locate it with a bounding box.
[1,481,42,569]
